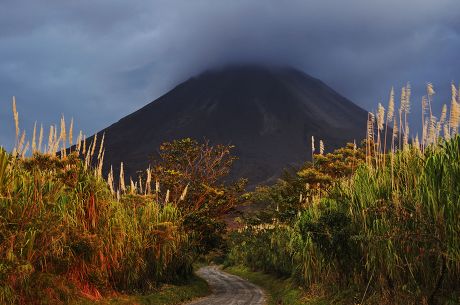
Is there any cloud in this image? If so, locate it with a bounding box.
[1,0,459,148]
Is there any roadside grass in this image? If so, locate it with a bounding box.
[224,265,360,305]
[73,275,210,305]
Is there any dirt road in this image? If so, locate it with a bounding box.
[188,266,266,305]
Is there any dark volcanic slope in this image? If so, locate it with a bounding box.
[100,65,368,186]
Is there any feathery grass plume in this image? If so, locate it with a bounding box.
[311,135,315,164]
[403,124,409,149]
[32,122,37,153]
[429,115,437,145]
[76,130,83,153]
[38,123,43,152]
[47,125,54,154]
[387,87,395,122]
[427,82,435,97]
[440,104,447,124]
[97,150,105,177]
[444,124,451,140]
[12,96,19,143]
[138,176,143,194]
[119,162,126,192]
[426,82,434,121]
[84,143,92,169]
[165,189,170,204]
[400,86,407,113]
[377,103,385,130]
[145,166,152,194]
[60,116,66,157]
[376,103,385,157]
[98,133,105,161]
[436,121,442,140]
[450,83,459,135]
[421,95,428,148]
[179,184,189,201]
[383,88,395,160]
[52,124,60,154]
[69,118,74,147]
[82,135,87,155]
[319,140,324,155]
[366,112,375,164]
[108,165,115,194]
[392,119,398,140]
[311,136,315,153]
[391,119,398,153]
[130,178,135,195]
[155,179,160,193]
[90,133,98,160]
[398,89,405,148]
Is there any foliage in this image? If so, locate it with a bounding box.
[0,151,197,304]
[228,135,460,304]
[150,138,247,254]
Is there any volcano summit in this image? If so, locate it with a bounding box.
[99,65,368,186]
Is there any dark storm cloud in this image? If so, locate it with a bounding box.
[1,0,459,148]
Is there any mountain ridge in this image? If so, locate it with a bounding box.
[97,65,368,187]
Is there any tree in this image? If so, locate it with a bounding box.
[150,138,246,254]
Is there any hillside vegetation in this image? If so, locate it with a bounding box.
[227,83,460,305]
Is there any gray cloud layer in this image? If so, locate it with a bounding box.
[1,0,459,148]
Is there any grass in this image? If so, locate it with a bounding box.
[227,83,460,304]
[224,265,361,305]
[73,275,210,305]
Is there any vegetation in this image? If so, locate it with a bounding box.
[2,82,460,305]
[226,265,362,305]
[73,275,209,305]
[227,83,460,305]
[0,100,237,304]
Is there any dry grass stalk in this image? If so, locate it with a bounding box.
[82,135,87,155]
[119,162,126,192]
[90,133,97,160]
[145,167,152,195]
[130,178,135,195]
[165,189,170,204]
[69,118,74,147]
[108,165,115,194]
[98,133,105,161]
[179,184,189,201]
[12,96,19,144]
[38,123,43,152]
[60,116,66,157]
[76,131,83,153]
[97,150,105,177]
[138,176,143,194]
[32,122,37,153]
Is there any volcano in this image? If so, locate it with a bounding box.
[98,65,368,187]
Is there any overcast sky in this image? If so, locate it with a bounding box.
[1,0,459,149]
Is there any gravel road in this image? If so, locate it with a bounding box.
[187,266,266,305]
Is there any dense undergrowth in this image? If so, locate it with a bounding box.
[227,84,460,305]
[0,101,242,304]
[0,149,196,304]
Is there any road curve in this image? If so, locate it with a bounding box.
[187,266,266,305]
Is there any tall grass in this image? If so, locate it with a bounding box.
[0,100,195,304]
[228,83,460,304]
